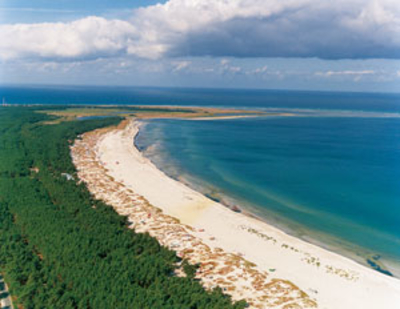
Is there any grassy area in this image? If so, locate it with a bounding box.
[38,105,261,124]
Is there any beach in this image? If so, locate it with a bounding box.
[71,118,400,309]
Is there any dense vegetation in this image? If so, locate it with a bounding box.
[0,107,246,309]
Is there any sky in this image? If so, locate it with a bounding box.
[1,0,400,93]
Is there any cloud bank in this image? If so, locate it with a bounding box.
[1,0,400,61]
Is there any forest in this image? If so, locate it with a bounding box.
[0,106,246,309]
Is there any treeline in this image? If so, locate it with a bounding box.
[0,107,246,309]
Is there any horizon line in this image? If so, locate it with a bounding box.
[1,82,400,96]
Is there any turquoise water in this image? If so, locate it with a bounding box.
[136,111,400,274]
[2,85,400,274]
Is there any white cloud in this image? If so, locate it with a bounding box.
[249,66,269,74]
[218,58,242,74]
[220,59,230,66]
[315,70,378,82]
[316,70,376,77]
[0,0,400,61]
[0,16,137,60]
[172,60,191,72]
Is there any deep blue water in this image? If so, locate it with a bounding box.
[1,84,400,112]
[2,85,400,272]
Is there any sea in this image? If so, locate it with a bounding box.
[2,84,400,275]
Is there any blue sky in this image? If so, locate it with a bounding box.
[0,0,166,23]
[0,0,163,24]
[1,0,400,92]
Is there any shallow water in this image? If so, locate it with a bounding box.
[137,111,400,274]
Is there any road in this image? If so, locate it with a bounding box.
[0,275,13,309]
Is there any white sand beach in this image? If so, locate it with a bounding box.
[72,119,400,309]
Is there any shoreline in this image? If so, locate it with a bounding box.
[72,118,400,309]
[135,119,400,278]
[156,171,400,278]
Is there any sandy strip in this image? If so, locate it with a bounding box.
[189,113,295,120]
[72,119,400,309]
[189,115,266,121]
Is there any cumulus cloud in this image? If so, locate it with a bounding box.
[1,0,400,61]
[165,0,400,59]
[0,16,137,60]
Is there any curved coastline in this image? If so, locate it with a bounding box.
[135,118,400,278]
[74,118,400,309]
[131,119,400,302]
